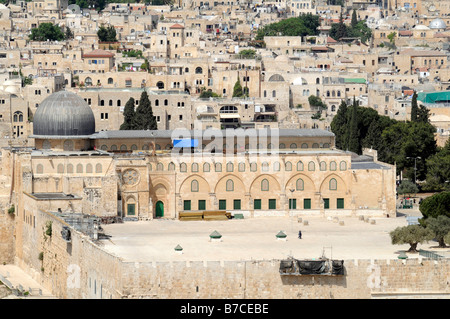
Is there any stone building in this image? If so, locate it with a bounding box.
[3,90,396,225]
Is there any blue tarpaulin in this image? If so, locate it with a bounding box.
[173,139,198,148]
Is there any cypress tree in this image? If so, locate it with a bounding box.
[351,10,358,29]
[330,100,348,150]
[232,78,243,97]
[347,98,360,153]
[410,91,418,122]
[135,91,157,130]
[120,97,136,130]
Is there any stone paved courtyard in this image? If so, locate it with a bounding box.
[99,210,449,262]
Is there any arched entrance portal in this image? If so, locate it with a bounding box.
[155,201,164,218]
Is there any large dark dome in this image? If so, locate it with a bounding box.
[33,91,95,136]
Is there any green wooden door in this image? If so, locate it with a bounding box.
[198,200,206,211]
[127,203,135,215]
[289,198,297,209]
[337,198,344,209]
[323,198,330,209]
[155,201,164,217]
[219,200,226,210]
[233,199,241,210]
[254,199,261,210]
[269,199,276,210]
[304,198,311,209]
[183,200,191,211]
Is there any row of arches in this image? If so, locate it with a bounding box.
[35,163,103,174]
[179,173,346,195]
[151,160,347,173]
[99,142,332,152]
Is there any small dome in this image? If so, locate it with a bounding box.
[33,91,95,136]
[429,18,446,29]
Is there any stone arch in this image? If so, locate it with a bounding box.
[285,173,316,193]
[214,174,246,194]
[179,174,211,194]
[319,173,347,194]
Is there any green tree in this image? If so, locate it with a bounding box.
[232,79,243,97]
[424,216,450,248]
[347,98,360,153]
[120,97,136,130]
[255,14,320,41]
[134,91,157,130]
[390,225,433,253]
[239,49,256,59]
[387,32,396,45]
[330,13,347,41]
[410,91,418,122]
[97,25,117,42]
[330,100,349,150]
[351,10,358,29]
[397,180,419,197]
[378,121,436,181]
[424,140,450,191]
[419,192,450,220]
[417,104,430,123]
[29,23,66,42]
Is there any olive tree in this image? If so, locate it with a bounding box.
[390,225,433,253]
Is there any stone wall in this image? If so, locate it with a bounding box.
[12,211,450,299]
[0,211,15,264]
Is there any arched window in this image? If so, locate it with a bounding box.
[107,78,113,84]
[195,67,203,74]
[226,179,234,191]
[312,143,319,148]
[156,163,164,171]
[76,164,83,173]
[155,99,159,106]
[180,163,187,172]
[36,164,44,174]
[226,162,233,172]
[250,162,257,172]
[308,161,315,171]
[285,161,292,171]
[261,179,269,191]
[109,100,113,106]
[215,162,222,172]
[67,164,73,174]
[329,178,337,190]
[86,164,93,173]
[296,178,304,191]
[110,145,117,151]
[100,100,105,106]
[340,161,347,171]
[320,161,326,171]
[297,161,304,171]
[330,161,337,171]
[192,163,199,172]
[156,81,164,89]
[238,162,245,172]
[120,144,127,151]
[290,143,297,149]
[57,164,64,173]
[273,161,280,171]
[301,143,308,149]
[95,163,102,173]
[168,162,175,171]
[262,162,269,172]
[279,143,286,149]
[85,77,92,86]
[63,140,74,151]
[191,180,199,192]
[13,111,23,122]
[43,140,51,149]
[203,162,210,172]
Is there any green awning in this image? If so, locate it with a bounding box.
[343,78,366,84]
[417,91,450,104]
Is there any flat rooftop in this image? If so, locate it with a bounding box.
[99,212,450,263]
